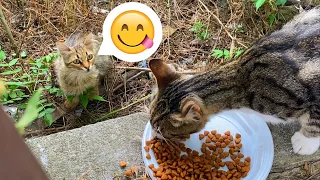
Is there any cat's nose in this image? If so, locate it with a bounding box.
[85,65,91,72]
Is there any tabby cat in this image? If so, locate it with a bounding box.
[149,8,320,155]
[52,32,113,121]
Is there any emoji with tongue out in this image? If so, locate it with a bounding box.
[111,10,155,54]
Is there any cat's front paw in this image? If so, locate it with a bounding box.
[291,131,320,155]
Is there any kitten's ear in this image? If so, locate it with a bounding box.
[83,33,100,52]
[149,59,180,92]
[170,95,205,127]
[56,41,71,55]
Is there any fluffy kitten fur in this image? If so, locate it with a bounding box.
[53,32,112,119]
[149,8,320,155]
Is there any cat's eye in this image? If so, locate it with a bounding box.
[137,24,143,31]
[87,54,93,61]
[73,59,81,64]
[121,24,128,31]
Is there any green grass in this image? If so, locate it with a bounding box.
[0,45,61,126]
[190,21,210,40]
[253,0,288,25]
[211,49,245,61]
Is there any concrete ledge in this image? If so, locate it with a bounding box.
[26,112,320,180]
[27,112,149,180]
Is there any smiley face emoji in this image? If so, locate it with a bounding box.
[110,10,155,54]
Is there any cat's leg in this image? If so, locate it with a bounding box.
[92,86,99,96]
[64,95,80,110]
[291,112,320,155]
[50,95,80,125]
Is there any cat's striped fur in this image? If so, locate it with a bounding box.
[149,8,320,155]
[51,32,113,122]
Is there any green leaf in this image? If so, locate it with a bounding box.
[18,103,26,109]
[200,31,210,40]
[236,25,244,33]
[45,108,55,114]
[38,111,46,118]
[255,0,266,10]
[5,81,24,86]
[49,88,58,94]
[45,85,52,89]
[223,49,230,59]
[85,87,95,94]
[40,65,49,70]
[191,21,203,33]
[16,90,25,97]
[211,50,224,58]
[0,50,6,60]
[0,63,9,67]
[90,95,106,102]
[276,0,287,6]
[9,91,17,99]
[10,97,23,101]
[44,113,53,126]
[8,58,19,66]
[45,55,52,63]
[51,53,60,59]
[56,89,64,96]
[79,95,89,108]
[15,88,43,134]
[36,61,42,68]
[38,99,47,104]
[20,50,27,58]
[269,14,276,25]
[1,68,22,75]
[2,100,14,104]
[37,103,54,112]
[16,74,29,80]
[66,95,74,103]
[235,49,245,59]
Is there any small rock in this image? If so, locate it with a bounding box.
[92,6,109,14]
[2,106,18,120]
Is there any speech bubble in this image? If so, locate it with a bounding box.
[98,2,162,62]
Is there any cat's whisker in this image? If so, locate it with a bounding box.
[155,128,182,151]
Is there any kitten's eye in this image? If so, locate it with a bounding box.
[137,24,143,31]
[87,54,93,61]
[121,24,128,31]
[73,59,81,64]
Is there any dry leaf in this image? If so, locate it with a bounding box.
[162,25,177,42]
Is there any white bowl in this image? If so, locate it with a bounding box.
[142,109,274,180]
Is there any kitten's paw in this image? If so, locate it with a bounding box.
[291,131,320,155]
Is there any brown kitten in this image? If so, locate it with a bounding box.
[149,8,320,155]
[52,32,113,121]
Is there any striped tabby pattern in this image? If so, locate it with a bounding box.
[149,8,320,155]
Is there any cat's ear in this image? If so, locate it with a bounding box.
[149,59,180,92]
[170,95,205,127]
[84,33,100,52]
[56,41,71,55]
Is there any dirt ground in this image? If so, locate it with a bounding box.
[1,0,317,137]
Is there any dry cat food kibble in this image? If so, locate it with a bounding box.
[119,161,127,168]
[143,130,251,180]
